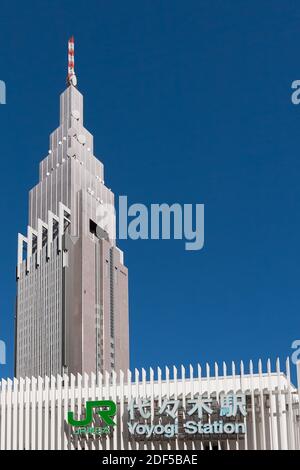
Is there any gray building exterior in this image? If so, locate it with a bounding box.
[15,65,129,378]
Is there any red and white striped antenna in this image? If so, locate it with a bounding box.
[67,36,77,87]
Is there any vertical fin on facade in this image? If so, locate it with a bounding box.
[17,204,71,279]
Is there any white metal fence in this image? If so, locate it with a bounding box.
[0,358,300,450]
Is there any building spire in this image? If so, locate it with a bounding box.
[67,36,77,87]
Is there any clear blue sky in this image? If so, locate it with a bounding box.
[0,0,300,380]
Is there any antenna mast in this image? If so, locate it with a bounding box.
[67,36,77,87]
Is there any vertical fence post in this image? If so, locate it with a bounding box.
[0,380,7,450]
[6,378,12,450]
[62,373,69,450]
[44,375,49,450]
[249,360,257,450]
[24,377,30,450]
[56,374,62,450]
[285,357,295,450]
[112,370,117,450]
[150,367,155,451]
[127,369,132,451]
[50,375,56,450]
[12,378,18,450]
[240,360,248,450]
[119,370,125,451]
[276,358,288,450]
[31,376,37,450]
[258,359,266,450]
[296,361,300,449]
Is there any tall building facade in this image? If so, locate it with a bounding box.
[15,38,129,379]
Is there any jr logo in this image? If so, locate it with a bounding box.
[67,400,117,427]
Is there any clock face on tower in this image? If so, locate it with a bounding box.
[77,134,86,145]
[71,109,80,120]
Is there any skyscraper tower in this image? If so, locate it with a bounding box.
[15,38,129,378]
